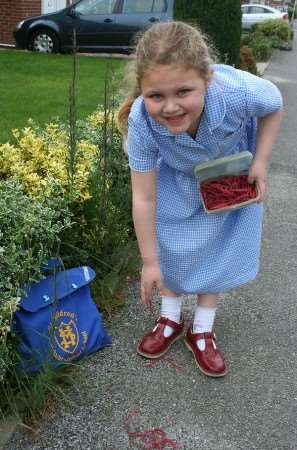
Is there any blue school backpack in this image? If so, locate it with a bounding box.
[13,259,112,373]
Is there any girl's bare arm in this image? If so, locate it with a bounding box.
[248,107,283,200]
[131,170,164,303]
[254,107,283,165]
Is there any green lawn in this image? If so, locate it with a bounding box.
[0,50,126,143]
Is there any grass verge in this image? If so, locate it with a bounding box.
[0,50,126,143]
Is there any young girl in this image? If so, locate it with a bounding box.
[117,21,283,377]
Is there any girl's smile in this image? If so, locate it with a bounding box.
[141,64,212,137]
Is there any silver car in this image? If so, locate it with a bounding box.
[241,3,289,30]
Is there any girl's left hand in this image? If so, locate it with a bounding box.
[248,159,268,202]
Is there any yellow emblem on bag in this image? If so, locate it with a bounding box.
[54,319,79,354]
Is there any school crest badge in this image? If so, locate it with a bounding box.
[54,318,79,354]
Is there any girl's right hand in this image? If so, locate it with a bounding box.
[140,262,164,305]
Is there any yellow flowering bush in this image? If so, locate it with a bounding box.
[0,118,100,200]
[0,108,136,312]
[86,110,107,127]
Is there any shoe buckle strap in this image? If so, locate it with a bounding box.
[204,331,216,341]
[157,316,182,329]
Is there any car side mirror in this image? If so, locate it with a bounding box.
[66,7,77,18]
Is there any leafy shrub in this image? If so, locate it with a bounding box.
[239,46,258,75]
[0,107,137,316]
[0,179,71,383]
[0,107,137,419]
[60,105,139,316]
[0,122,96,199]
[251,35,273,61]
[174,0,242,66]
[241,32,251,46]
[251,19,292,45]
[242,19,293,61]
[242,28,275,62]
[288,5,297,20]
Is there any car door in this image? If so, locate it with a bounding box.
[116,0,169,47]
[241,5,252,29]
[72,0,122,48]
[247,5,274,28]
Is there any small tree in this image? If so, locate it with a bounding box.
[174,0,242,67]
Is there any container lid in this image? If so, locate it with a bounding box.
[194,151,253,182]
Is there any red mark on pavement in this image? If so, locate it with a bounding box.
[124,407,179,449]
[144,356,186,374]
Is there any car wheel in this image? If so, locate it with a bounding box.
[30,29,59,53]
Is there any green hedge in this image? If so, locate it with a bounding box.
[251,19,292,45]
[289,5,297,20]
[174,0,242,66]
[242,18,293,62]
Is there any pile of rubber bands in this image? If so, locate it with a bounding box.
[200,174,258,211]
[124,407,179,449]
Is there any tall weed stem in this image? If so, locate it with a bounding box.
[68,29,78,187]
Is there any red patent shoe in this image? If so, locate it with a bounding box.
[184,327,228,377]
[137,316,184,359]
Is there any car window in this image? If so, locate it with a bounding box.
[122,0,166,14]
[152,0,166,12]
[75,0,117,15]
[241,6,248,13]
[249,6,266,14]
[122,0,153,13]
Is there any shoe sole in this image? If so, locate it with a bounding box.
[137,331,184,359]
[184,338,228,378]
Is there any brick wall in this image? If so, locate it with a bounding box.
[0,0,41,45]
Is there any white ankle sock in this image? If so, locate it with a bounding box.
[193,306,216,350]
[161,295,182,337]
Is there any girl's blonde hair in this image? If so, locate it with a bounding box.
[117,21,215,135]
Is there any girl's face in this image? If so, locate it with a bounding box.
[141,64,212,137]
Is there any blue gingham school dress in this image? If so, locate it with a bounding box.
[126,64,282,294]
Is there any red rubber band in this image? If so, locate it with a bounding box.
[200,174,257,211]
